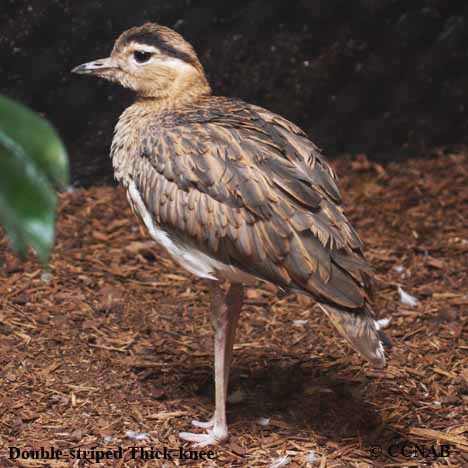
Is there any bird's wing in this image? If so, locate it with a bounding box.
[132,98,372,310]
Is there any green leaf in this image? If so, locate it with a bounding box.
[0,95,69,188]
[0,144,56,264]
[0,95,68,264]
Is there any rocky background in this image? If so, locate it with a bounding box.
[2,0,468,184]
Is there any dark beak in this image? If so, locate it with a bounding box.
[71,57,116,75]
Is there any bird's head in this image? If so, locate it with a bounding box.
[72,23,211,102]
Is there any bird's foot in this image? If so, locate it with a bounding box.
[191,416,214,429]
[179,424,228,447]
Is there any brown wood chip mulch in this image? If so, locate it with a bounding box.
[0,152,466,468]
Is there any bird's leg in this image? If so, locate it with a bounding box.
[192,282,243,429]
[180,281,243,446]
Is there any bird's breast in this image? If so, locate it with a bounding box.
[111,107,151,186]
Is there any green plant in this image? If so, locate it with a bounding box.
[0,95,69,264]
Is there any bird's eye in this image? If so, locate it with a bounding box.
[133,50,153,64]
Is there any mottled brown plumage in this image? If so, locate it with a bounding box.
[119,97,368,301]
[73,23,387,447]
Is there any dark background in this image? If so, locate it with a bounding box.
[2,0,468,185]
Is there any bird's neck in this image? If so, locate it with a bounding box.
[136,71,211,111]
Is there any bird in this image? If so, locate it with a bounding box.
[72,23,388,447]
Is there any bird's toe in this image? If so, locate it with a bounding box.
[191,417,215,429]
[179,427,228,447]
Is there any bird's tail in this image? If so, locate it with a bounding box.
[319,303,388,368]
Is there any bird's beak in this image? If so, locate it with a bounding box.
[71,57,116,75]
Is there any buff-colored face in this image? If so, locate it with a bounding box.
[72,23,207,98]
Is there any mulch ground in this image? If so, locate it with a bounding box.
[0,152,466,468]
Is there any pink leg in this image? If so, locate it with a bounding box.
[180,281,243,446]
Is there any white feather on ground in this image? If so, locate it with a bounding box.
[125,430,149,441]
[398,286,418,306]
[305,451,316,464]
[270,455,290,468]
[256,417,271,426]
[292,319,308,325]
[375,317,391,330]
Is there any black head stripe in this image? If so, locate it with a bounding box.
[125,32,195,66]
